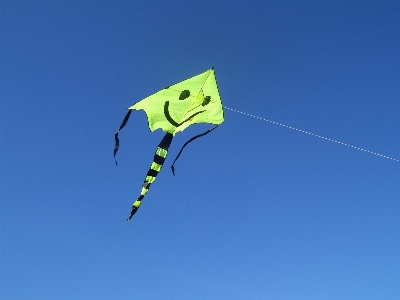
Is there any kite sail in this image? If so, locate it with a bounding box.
[114,68,224,222]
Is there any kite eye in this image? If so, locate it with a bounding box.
[179,90,190,100]
[202,96,211,106]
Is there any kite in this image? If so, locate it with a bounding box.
[114,68,224,222]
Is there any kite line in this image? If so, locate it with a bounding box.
[224,106,399,163]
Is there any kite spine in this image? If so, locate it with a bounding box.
[127,132,173,222]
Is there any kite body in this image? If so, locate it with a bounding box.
[130,68,224,134]
[114,68,224,222]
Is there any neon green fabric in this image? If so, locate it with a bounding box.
[129,68,224,135]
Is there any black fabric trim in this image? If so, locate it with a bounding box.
[170,125,219,175]
[113,132,120,160]
[146,169,158,178]
[114,110,132,165]
[158,132,173,149]
[154,155,166,165]
[127,206,138,222]
[120,109,132,130]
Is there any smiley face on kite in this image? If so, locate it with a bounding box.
[163,89,212,127]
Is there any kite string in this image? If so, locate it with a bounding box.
[224,106,399,163]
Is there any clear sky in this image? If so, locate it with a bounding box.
[1,1,399,299]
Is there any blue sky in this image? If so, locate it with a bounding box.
[1,1,399,299]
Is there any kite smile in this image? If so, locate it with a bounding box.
[163,101,205,127]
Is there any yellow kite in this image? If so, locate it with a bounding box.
[114,68,224,221]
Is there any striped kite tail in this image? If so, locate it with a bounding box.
[126,132,173,222]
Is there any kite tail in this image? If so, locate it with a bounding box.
[127,132,173,222]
